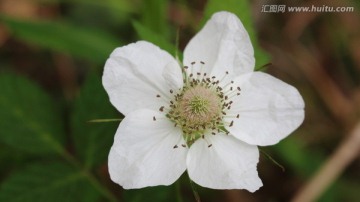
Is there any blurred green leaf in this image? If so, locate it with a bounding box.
[71,73,119,168]
[0,73,65,155]
[140,0,169,39]
[274,138,323,177]
[123,186,176,202]
[1,15,121,64]
[133,21,179,57]
[274,137,354,202]
[203,0,270,68]
[0,162,100,202]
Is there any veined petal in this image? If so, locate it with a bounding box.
[225,72,305,146]
[186,133,262,192]
[183,11,254,82]
[108,109,187,189]
[103,41,178,115]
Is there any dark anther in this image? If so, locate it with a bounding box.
[159,106,164,112]
[184,66,188,69]
[200,61,205,64]
[208,144,213,148]
[173,145,178,149]
[153,116,156,121]
[236,114,240,118]
[229,121,234,127]
[181,144,187,148]
[170,89,173,93]
[156,94,161,98]
[237,87,241,91]
[191,62,196,65]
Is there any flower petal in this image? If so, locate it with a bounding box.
[186,133,262,192]
[108,109,187,189]
[103,41,178,115]
[225,72,305,146]
[162,60,184,93]
[183,11,254,81]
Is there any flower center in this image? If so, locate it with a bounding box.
[177,85,222,129]
[156,61,241,147]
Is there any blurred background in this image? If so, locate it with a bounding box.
[0,0,359,201]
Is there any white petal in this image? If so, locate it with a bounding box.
[108,109,187,189]
[162,60,184,93]
[102,41,178,115]
[183,11,254,82]
[186,134,262,191]
[225,72,305,146]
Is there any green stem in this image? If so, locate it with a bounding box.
[88,118,123,123]
[60,149,118,202]
[260,149,285,172]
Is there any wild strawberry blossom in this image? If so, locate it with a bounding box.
[103,11,304,192]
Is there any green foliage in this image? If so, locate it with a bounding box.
[0,15,121,64]
[71,73,119,168]
[0,162,100,202]
[0,74,65,155]
[140,0,169,38]
[133,21,178,57]
[274,137,360,202]
[123,186,176,202]
[202,0,270,68]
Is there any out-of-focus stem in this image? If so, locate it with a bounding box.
[291,122,360,202]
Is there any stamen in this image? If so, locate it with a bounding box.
[229,120,234,127]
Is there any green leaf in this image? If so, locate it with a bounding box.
[140,0,169,38]
[273,137,340,202]
[133,21,179,58]
[71,73,119,168]
[0,162,100,202]
[123,186,176,202]
[0,73,65,155]
[1,15,120,64]
[203,0,270,68]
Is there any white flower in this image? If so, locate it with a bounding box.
[103,11,304,192]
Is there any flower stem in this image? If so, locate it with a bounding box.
[88,118,123,123]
